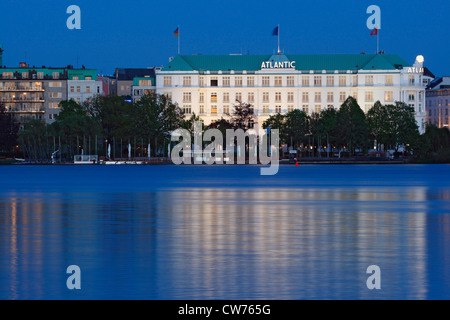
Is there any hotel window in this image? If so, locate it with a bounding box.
[248,92,254,103]
[183,76,191,87]
[199,105,205,114]
[49,114,53,120]
[302,92,309,103]
[86,76,92,81]
[352,91,358,100]
[199,77,205,87]
[339,76,346,86]
[199,92,204,103]
[22,72,28,79]
[365,91,373,102]
[365,75,374,86]
[409,91,415,101]
[314,76,322,87]
[275,92,282,103]
[263,92,269,103]
[235,92,242,102]
[211,105,217,114]
[339,92,346,102]
[315,92,321,103]
[37,72,44,79]
[247,77,254,87]
[275,106,281,114]
[287,76,294,86]
[86,86,91,93]
[302,105,309,114]
[223,92,229,103]
[183,92,191,103]
[223,77,230,87]
[385,91,393,102]
[302,76,310,87]
[211,93,217,103]
[223,105,230,115]
[77,86,81,93]
[3,72,13,79]
[352,75,358,86]
[72,77,79,80]
[263,106,269,114]
[315,105,321,113]
[53,72,60,79]
[409,75,415,85]
[49,102,59,109]
[235,76,243,87]
[70,86,74,93]
[287,105,294,113]
[262,76,270,86]
[287,92,294,103]
[326,76,334,86]
[183,105,192,114]
[274,76,282,86]
[210,77,218,87]
[385,75,393,86]
[327,92,334,102]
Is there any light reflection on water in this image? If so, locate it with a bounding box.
[0,165,449,299]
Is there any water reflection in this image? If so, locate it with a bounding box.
[1,184,447,299]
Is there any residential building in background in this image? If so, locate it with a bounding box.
[67,68,102,105]
[156,53,428,134]
[132,76,156,102]
[426,77,450,128]
[114,67,161,100]
[0,46,100,127]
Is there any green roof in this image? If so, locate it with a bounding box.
[162,54,411,72]
[68,69,97,80]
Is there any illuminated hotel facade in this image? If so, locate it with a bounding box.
[156,53,427,134]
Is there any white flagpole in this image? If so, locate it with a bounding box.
[277,24,280,54]
[178,25,180,55]
[377,29,379,54]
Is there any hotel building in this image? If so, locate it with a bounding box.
[156,53,427,134]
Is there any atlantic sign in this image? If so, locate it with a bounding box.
[261,61,296,69]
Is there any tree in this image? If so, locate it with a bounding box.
[284,110,310,149]
[415,124,450,162]
[387,102,420,152]
[131,92,184,156]
[231,101,255,130]
[336,97,370,156]
[367,101,390,152]
[0,104,19,154]
[86,95,134,142]
[50,99,100,140]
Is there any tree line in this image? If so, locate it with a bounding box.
[0,93,449,162]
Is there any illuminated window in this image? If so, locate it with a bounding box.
[385,75,393,86]
[365,91,373,102]
[385,91,393,102]
[235,76,243,87]
[302,76,310,87]
[302,92,309,103]
[327,76,334,86]
[211,93,217,103]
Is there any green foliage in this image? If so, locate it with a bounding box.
[231,101,255,130]
[0,104,19,153]
[414,124,450,162]
[335,97,370,154]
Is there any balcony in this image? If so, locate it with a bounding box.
[0,96,45,103]
[0,85,44,92]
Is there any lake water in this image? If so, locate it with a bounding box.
[0,164,449,300]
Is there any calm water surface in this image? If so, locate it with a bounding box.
[0,164,449,300]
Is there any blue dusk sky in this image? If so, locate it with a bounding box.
[0,0,448,76]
